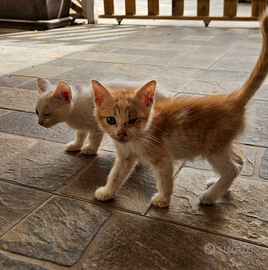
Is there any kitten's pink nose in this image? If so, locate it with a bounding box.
[38,120,44,126]
[117,131,127,138]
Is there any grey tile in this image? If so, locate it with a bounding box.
[0,87,37,112]
[0,132,38,165]
[0,252,50,270]
[111,48,180,57]
[0,75,33,88]
[194,69,250,82]
[148,168,268,247]
[210,54,258,72]
[0,111,74,144]
[83,212,268,270]
[60,153,157,213]
[0,141,94,191]
[260,149,268,180]
[0,196,112,266]
[12,65,72,78]
[0,182,49,236]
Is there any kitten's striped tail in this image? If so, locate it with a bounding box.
[236,12,268,106]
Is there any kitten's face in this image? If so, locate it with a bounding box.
[92,80,156,143]
[36,78,72,128]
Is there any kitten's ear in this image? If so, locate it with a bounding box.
[53,81,72,104]
[135,80,156,107]
[38,78,52,93]
[92,79,112,107]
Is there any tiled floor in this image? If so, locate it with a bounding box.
[1,7,268,270]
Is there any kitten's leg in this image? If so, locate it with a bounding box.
[66,130,89,151]
[95,156,136,201]
[200,149,243,205]
[151,159,174,208]
[81,131,104,155]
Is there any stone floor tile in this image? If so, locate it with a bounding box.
[0,109,10,117]
[65,51,143,64]
[260,149,268,180]
[0,196,112,266]
[39,58,90,68]
[0,182,49,237]
[0,111,74,144]
[194,69,250,82]
[0,141,94,191]
[12,65,72,78]
[60,153,157,213]
[186,144,259,177]
[0,87,37,112]
[0,75,33,88]
[0,132,38,165]
[83,212,268,270]
[241,113,268,148]
[168,54,221,70]
[0,252,50,270]
[111,48,180,58]
[182,78,242,95]
[210,54,258,72]
[148,168,268,247]
[132,55,174,67]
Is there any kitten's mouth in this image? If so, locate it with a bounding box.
[116,138,129,143]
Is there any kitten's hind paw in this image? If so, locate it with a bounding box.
[66,142,82,151]
[152,193,171,208]
[81,145,98,155]
[95,187,115,201]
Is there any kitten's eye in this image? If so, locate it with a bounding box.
[129,118,137,125]
[45,113,51,117]
[35,110,39,116]
[107,117,116,125]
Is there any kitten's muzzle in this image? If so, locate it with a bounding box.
[117,131,127,139]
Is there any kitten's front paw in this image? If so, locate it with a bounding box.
[81,145,98,155]
[152,193,171,208]
[66,141,82,151]
[95,187,115,201]
[199,190,218,205]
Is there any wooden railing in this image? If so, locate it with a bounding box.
[98,0,267,26]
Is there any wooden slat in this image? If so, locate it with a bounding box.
[125,0,136,15]
[148,0,159,16]
[224,0,238,17]
[197,0,210,16]
[104,0,114,15]
[172,0,184,16]
[101,14,258,22]
[252,0,267,17]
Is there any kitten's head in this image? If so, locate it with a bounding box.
[35,78,72,128]
[92,79,156,143]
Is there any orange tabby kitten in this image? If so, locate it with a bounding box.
[91,13,268,208]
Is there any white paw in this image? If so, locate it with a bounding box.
[66,141,82,151]
[199,190,218,205]
[95,186,115,201]
[206,178,218,189]
[152,193,171,208]
[81,145,98,155]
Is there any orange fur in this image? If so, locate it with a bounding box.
[92,13,268,207]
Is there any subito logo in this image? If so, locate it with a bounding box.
[204,243,216,255]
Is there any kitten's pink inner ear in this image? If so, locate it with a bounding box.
[136,80,156,107]
[38,78,51,93]
[92,80,112,107]
[53,81,72,103]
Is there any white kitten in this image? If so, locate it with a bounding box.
[36,78,103,154]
